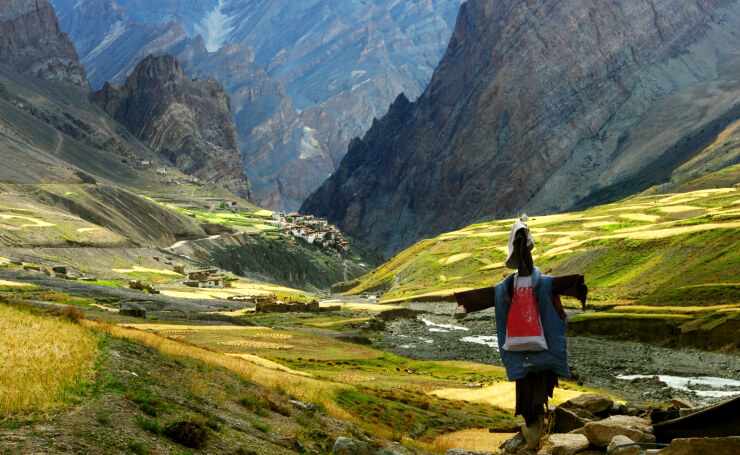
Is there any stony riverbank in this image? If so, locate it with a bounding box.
[367,302,740,405]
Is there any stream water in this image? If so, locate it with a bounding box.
[371,302,740,405]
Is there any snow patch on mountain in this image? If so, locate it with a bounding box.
[84,21,126,62]
[195,0,234,52]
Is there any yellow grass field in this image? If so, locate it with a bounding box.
[430,382,583,410]
[0,304,98,416]
[432,428,514,452]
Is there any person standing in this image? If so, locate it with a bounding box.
[454,220,587,451]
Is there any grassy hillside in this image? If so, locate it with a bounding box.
[339,183,740,350]
[343,185,739,303]
[2,296,572,453]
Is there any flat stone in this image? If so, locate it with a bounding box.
[564,393,614,414]
[607,435,639,455]
[539,433,589,455]
[654,436,740,455]
[584,415,655,448]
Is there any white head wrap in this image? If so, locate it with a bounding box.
[505,220,534,269]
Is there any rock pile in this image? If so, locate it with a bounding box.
[486,393,740,455]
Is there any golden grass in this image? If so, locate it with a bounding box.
[430,382,583,410]
[441,253,472,265]
[0,213,55,227]
[119,323,263,332]
[85,321,355,421]
[112,266,183,276]
[322,302,401,311]
[159,290,216,299]
[380,287,473,304]
[656,205,704,213]
[610,304,738,313]
[432,428,513,453]
[218,340,295,350]
[224,353,312,377]
[619,213,660,222]
[307,317,371,328]
[0,280,37,288]
[0,304,98,416]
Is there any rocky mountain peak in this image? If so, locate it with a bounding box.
[94,53,251,200]
[126,53,184,89]
[0,0,89,88]
[302,0,740,257]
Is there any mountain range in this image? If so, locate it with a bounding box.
[49,0,463,211]
[302,0,740,257]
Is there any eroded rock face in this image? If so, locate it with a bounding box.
[301,0,740,257]
[93,54,252,200]
[0,0,88,88]
[49,0,463,211]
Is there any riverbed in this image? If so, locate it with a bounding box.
[370,302,740,405]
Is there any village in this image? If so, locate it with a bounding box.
[266,211,349,251]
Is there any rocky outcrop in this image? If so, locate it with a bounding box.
[176,39,334,212]
[50,0,462,211]
[301,0,740,257]
[93,54,251,199]
[0,0,88,88]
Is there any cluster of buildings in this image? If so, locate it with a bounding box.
[267,212,349,250]
[183,269,232,288]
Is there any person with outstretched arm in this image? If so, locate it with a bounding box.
[454,220,587,452]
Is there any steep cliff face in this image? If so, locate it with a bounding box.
[0,0,88,88]
[49,0,462,211]
[93,54,252,199]
[301,0,740,257]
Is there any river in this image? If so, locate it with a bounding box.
[370,302,740,405]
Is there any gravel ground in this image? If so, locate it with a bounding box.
[370,302,740,405]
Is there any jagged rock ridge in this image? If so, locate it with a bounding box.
[0,0,88,88]
[301,0,740,257]
[93,54,252,200]
[49,0,462,211]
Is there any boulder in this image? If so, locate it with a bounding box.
[333,437,374,455]
[670,398,694,409]
[607,435,639,455]
[583,415,655,448]
[501,432,526,454]
[289,400,316,413]
[52,266,67,274]
[43,266,54,276]
[553,406,598,433]
[563,393,614,414]
[654,436,740,455]
[23,264,41,271]
[120,303,146,318]
[539,433,589,455]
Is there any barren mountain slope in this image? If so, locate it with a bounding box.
[301,0,740,257]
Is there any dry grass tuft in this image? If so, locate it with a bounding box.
[0,304,98,416]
